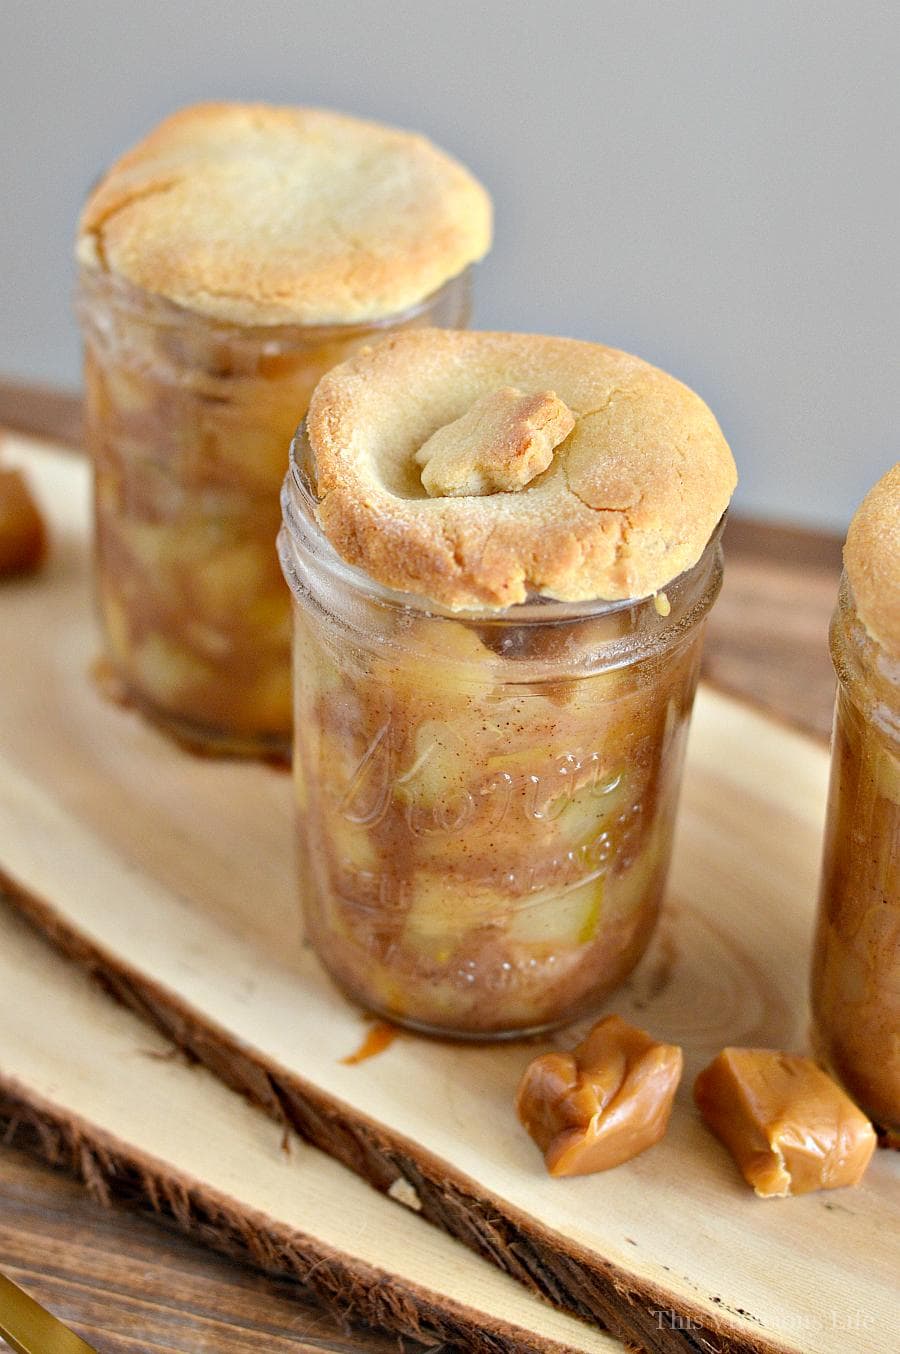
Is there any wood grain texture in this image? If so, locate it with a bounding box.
[3,437,897,1354]
[0,1147,424,1354]
[0,394,850,1354]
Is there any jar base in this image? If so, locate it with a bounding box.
[323,971,603,1043]
[93,658,291,765]
[368,1007,581,1043]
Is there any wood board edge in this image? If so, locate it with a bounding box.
[0,1073,604,1354]
[0,876,798,1354]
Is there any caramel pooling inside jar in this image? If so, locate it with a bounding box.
[0,468,46,577]
[516,1015,683,1176]
[694,1049,876,1197]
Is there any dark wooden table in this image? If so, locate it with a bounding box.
[0,382,844,1354]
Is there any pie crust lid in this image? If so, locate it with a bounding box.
[76,103,492,327]
[307,328,738,611]
[844,463,900,657]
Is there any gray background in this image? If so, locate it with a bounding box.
[2,1,898,528]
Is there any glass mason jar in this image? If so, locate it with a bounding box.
[280,430,725,1038]
[78,266,472,759]
[811,573,900,1143]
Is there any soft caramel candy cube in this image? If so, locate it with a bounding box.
[516,1015,683,1176]
[694,1049,876,1197]
[0,467,46,576]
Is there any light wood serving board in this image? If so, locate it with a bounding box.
[1,436,898,1354]
[0,906,616,1354]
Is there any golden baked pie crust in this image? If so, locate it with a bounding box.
[844,462,900,657]
[308,328,737,610]
[77,103,492,327]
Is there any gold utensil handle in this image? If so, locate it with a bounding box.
[0,1274,98,1354]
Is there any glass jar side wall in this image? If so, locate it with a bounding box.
[284,539,721,1038]
[80,267,472,757]
[811,591,900,1140]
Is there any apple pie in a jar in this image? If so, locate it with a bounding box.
[279,330,737,1037]
[811,464,900,1143]
[76,103,491,757]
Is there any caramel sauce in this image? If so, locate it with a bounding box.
[340,1021,400,1065]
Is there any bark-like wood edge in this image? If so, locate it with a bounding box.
[0,878,797,1354]
[0,1077,587,1354]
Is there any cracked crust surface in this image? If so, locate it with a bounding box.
[76,103,492,327]
[308,329,737,610]
[844,463,900,657]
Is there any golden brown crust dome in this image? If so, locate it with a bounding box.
[844,463,900,657]
[76,103,492,326]
[307,328,737,610]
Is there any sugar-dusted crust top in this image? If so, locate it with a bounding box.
[307,329,737,610]
[76,103,492,327]
[844,463,900,657]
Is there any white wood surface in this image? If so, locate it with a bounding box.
[1,437,898,1354]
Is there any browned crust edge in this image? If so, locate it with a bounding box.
[0,876,802,1354]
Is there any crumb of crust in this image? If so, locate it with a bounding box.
[415,387,575,497]
[0,467,47,577]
